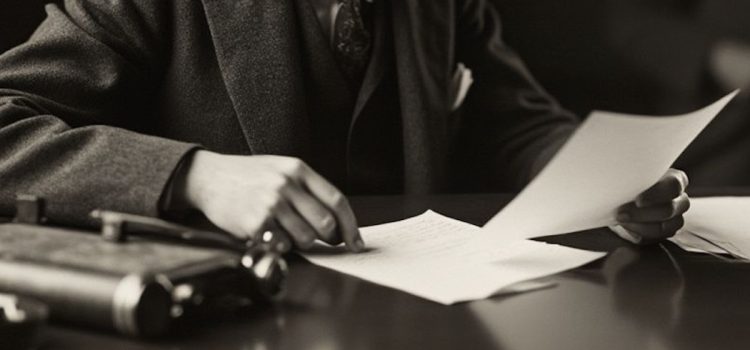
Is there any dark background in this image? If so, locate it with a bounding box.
[1,0,56,54]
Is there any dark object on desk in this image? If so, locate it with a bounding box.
[89,209,290,301]
[0,196,288,337]
[0,293,48,350]
[13,195,47,225]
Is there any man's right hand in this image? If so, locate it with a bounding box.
[171,151,365,252]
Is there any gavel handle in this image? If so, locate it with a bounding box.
[90,210,247,251]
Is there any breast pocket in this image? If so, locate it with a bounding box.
[450,62,474,112]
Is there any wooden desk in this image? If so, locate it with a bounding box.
[43,193,750,350]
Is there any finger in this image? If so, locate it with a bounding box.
[273,199,318,250]
[255,221,294,254]
[636,169,689,207]
[226,206,273,241]
[620,215,685,244]
[610,225,643,244]
[618,192,690,223]
[330,194,364,252]
[282,184,340,245]
[296,165,364,252]
[232,205,294,250]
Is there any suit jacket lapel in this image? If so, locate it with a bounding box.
[201,0,310,156]
[391,0,453,193]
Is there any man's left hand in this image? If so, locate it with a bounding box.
[614,169,690,244]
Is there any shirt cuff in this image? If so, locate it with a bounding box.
[158,148,202,218]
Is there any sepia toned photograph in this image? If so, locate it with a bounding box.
[1,1,748,349]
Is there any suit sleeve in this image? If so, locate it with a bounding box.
[0,1,199,226]
[452,0,578,190]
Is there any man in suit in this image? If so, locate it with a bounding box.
[0,0,688,252]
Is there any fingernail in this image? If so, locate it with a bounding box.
[354,237,365,251]
[320,215,335,230]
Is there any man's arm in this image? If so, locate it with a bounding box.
[453,0,578,191]
[0,1,198,226]
[0,1,364,251]
[454,0,689,243]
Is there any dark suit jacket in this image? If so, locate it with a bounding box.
[0,0,576,226]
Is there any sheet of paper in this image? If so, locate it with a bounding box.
[479,91,738,242]
[302,211,605,305]
[671,197,750,259]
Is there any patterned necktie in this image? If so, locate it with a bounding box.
[333,0,373,88]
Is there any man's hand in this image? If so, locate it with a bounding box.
[172,151,365,252]
[614,169,690,244]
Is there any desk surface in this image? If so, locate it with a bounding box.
[43,193,750,350]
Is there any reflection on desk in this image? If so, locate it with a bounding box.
[471,244,750,350]
[42,193,750,350]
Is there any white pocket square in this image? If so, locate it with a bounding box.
[450,62,474,112]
